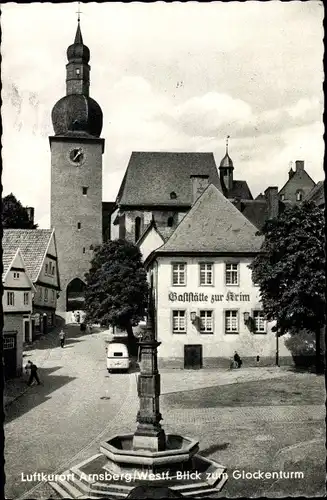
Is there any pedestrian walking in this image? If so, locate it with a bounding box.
[26,360,41,386]
[59,329,65,348]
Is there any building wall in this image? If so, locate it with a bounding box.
[50,138,103,312]
[3,314,27,375]
[153,256,291,368]
[279,170,315,205]
[118,209,186,243]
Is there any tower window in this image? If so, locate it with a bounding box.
[167,216,174,227]
[82,186,88,195]
[170,191,177,200]
[77,222,81,230]
[76,68,80,75]
[135,217,141,242]
[83,247,86,253]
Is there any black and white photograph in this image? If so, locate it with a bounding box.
[1,1,325,499]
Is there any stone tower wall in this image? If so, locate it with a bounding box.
[50,138,103,313]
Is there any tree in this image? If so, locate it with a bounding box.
[2,193,37,229]
[250,201,325,374]
[84,239,149,354]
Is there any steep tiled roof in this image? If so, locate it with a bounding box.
[156,184,263,254]
[3,229,53,282]
[117,152,222,207]
[2,247,18,279]
[304,181,324,207]
[238,200,268,230]
[228,180,253,200]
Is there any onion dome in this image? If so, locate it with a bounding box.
[51,22,103,138]
[51,94,103,137]
[67,23,90,63]
[219,135,234,169]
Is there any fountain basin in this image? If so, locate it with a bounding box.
[100,433,199,474]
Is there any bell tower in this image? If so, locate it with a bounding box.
[49,20,105,319]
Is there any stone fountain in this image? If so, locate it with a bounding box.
[49,295,227,498]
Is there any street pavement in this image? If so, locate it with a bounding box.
[4,327,325,499]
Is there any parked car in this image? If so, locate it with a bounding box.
[106,342,130,373]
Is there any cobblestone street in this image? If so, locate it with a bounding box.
[4,327,325,499]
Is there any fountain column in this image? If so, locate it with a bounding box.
[132,296,166,451]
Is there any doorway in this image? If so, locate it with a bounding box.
[184,344,203,369]
[24,320,30,343]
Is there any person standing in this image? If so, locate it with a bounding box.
[26,360,41,386]
[59,329,65,348]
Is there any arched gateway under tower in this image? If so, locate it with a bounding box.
[49,21,105,320]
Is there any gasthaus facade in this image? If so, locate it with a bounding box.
[143,184,291,369]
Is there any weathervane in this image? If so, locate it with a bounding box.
[226,135,230,154]
[76,1,82,23]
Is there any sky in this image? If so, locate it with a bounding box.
[1,1,324,228]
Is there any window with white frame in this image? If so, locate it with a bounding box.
[199,263,213,286]
[3,337,15,350]
[7,292,15,306]
[200,310,213,333]
[172,310,186,333]
[13,272,20,279]
[24,292,29,305]
[253,310,266,333]
[225,310,239,334]
[44,289,48,302]
[172,263,186,286]
[225,263,239,285]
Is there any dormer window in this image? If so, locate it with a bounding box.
[170,191,177,200]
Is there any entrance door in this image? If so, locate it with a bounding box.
[184,344,203,369]
[3,333,17,380]
[24,321,30,343]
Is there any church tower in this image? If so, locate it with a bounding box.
[49,21,105,317]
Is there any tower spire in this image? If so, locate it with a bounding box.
[226,135,230,155]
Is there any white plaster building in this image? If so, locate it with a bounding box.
[142,184,291,369]
[2,247,35,379]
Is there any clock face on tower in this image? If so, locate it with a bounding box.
[68,148,85,165]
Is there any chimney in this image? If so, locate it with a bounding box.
[26,207,35,225]
[190,175,209,204]
[295,160,304,172]
[264,187,279,220]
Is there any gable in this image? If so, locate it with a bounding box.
[117,151,222,207]
[3,229,54,282]
[279,169,316,195]
[139,226,164,262]
[3,250,34,290]
[157,184,263,254]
